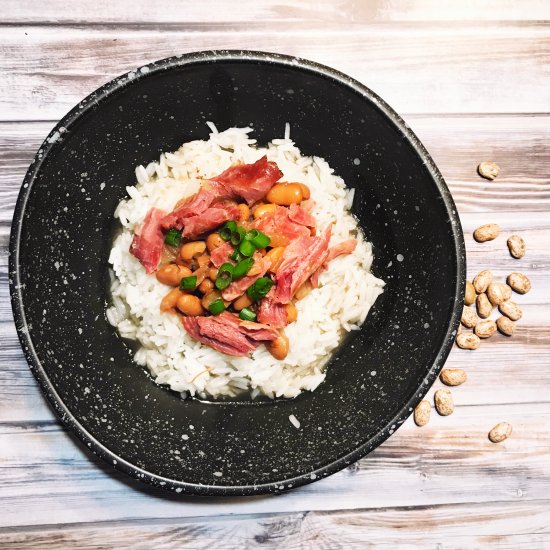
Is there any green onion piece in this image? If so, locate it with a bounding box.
[215,262,234,290]
[247,276,274,302]
[220,220,237,241]
[239,239,256,257]
[164,228,181,247]
[179,275,197,291]
[245,229,259,241]
[230,226,246,246]
[208,298,226,315]
[250,231,270,249]
[232,257,255,279]
[239,307,257,322]
[230,249,244,262]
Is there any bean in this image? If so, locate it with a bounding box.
[208,267,218,281]
[266,183,303,206]
[264,246,286,273]
[192,265,209,285]
[294,281,312,301]
[156,264,192,286]
[507,272,531,294]
[465,280,476,305]
[233,294,253,311]
[196,254,211,268]
[286,302,298,323]
[266,331,289,360]
[206,233,224,252]
[253,203,277,219]
[180,241,206,260]
[176,294,203,316]
[476,293,493,319]
[473,270,493,294]
[237,203,250,222]
[488,422,512,443]
[414,400,431,426]
[198,278,214,294]
[298,183,311,200]
[160,288,183,312]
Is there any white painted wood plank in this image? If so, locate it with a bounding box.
[1,501,549,549]
[3,0,550,24]
[0,402,548,528]
[0,25,549,120]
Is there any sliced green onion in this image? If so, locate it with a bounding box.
[208,298,226,315]
[230,249,244,262]
[239,307,257,322]
[164,228,181,247]
[232,257,255,279]
[244,229,259,241]
[215,262,234,290]
[247,276,274,302]
[239,239,256,257]
[230,226,246,246]
[220,220,237,241]
[250,231,270,249]
[179,275,197,291]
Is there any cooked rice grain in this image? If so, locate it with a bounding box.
[107,125,384,399]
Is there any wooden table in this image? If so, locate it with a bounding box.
[1,1,549,547]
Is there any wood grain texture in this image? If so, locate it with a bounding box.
[0,402,548,529]
[1,0,550,545]
[3,0,550,24]
[1,501,550,549]
[0,24,549,120]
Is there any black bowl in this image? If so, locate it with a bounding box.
[10,51,464,495]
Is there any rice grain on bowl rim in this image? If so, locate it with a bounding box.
[107,123,385,399]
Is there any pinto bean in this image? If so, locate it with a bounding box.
[264,246,286,273]
[206,233,224,252]
[176,294,203,316]
[286,302,298,323]
[156,264,192,286]
[160,288,183,312]
[266,183,303,206]
[266,331,289,360]
[237,203,250,222]
[198,278,214,294]
[253,203,277,219]
[298,183,311,200]
[179,241,206,261]
[233,294,253,311]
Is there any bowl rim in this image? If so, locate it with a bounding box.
[9,49,466,496]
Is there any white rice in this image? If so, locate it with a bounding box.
[107,124,385,399]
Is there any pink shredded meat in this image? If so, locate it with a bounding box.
[180,312,278,357]
[221,256,271,301]
[258,293,288,328]
[288,203,316,228]
[274,225,332,304]
[182,202,240,240]
[252,205,312,246]
[310,239,357,288]
[207,156,283,205]
[160,188,214,230]
[210,241,234,267]
[129,207,167,274]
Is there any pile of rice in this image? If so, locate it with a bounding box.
[107,124,385,399]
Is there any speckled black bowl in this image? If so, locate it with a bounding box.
[10,51,464,495]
